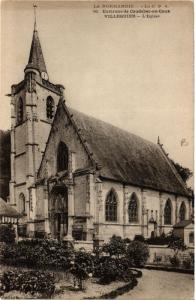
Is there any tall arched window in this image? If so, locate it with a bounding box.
[17,97,23,124]
[128,193,139,222]
[179,202,186,221]
[19,193,25,214]
[46,96,54,119]
[105,189,118,222]
[164,199,172,225]
[57,142,69,172]
[189,232,194,244]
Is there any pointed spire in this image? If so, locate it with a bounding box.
[33,4,37,31]
[25,5,48,76]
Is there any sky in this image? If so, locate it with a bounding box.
[0,1,194,186]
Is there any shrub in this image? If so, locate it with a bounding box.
[94,256,135,284]
[74,250,94,273]
[169,254,180,267]
[126,241,149,267]
[2,238,74,270]
[183,257,193,269]
[94,257,121,284]
[101,235,126,258]
[69,250,94,290]
[0,224,15,244]
[1,270,55,297]
[168,237,187,254]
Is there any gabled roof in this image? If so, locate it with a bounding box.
[173,220,192,228]
[68,107,189,197]
[38,101,190,197]
[0,198,20,218]
[25,29,47,74]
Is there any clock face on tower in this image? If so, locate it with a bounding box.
[41,72,48,80]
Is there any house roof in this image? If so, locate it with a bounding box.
[173,220,192,228]
[25,29,47,74]
[0,198,20,218]
[67,106,189,197]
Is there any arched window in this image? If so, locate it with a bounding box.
[17,97,23,124]
[128,193,139,222]
[189,232,194,244]
[46,96,54,119]
[164,199,172,225]
[57,142,69,172]
[19,193,25,214]
[105,189,118,222]
[179,202,186,221]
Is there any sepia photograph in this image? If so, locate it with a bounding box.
[0,1,194,299]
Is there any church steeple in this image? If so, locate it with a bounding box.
[25,5,48,79]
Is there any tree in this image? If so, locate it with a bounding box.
[168,236,187,255]
[168,235,187,267]
[170,159,193,183]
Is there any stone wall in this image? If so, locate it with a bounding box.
[38,104,92,179]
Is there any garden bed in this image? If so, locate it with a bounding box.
[0,264,130,300]
[144,264,194,274]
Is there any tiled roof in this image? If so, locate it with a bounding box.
[0,198,20,217]
[68,106,189,196]
[173,220,192,228]
[25,30,47,74]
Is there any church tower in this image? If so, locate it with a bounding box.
[9,9,64,235]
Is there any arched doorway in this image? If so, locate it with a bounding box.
[49,186,68,240]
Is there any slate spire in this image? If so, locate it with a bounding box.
[25,5,48,75]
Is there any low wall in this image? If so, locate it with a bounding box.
[148,245,193,265]
[148,245,173,264]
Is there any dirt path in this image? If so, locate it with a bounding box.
[118,269,194,300]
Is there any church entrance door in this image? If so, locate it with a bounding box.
[49,188,68,240]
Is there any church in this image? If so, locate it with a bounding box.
[9,19,192,245]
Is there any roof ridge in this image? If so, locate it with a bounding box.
[68,106,158,148]
[37,100,97,179]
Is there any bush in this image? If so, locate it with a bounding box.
[0,270,55,297]
[74,250,94,274]
[183,257,193,269]
[168,237,187,253]
[94,257,121,284]
[126,241,149,267]
[169,254,180,267]
[69,250,94,290]
[0,224,15,244]
[101,235,127,258]
[94,256,134,284]
[2,239,74,270]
